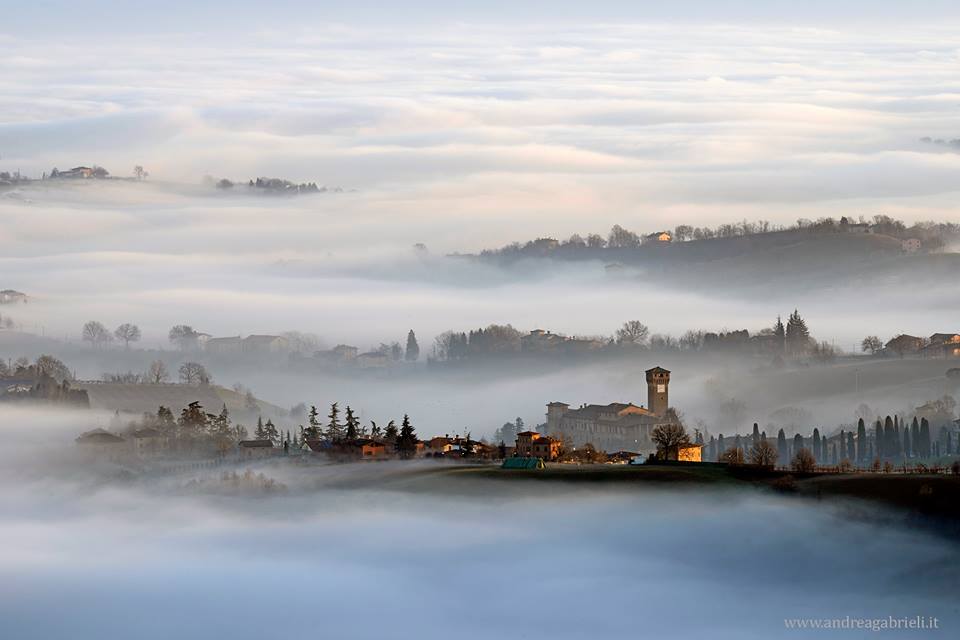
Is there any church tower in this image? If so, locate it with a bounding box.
[645,366,670,416]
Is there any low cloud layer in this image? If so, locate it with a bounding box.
[0,407,957,639]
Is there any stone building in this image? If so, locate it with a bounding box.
[545,366,674,455]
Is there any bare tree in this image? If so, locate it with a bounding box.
[615,320,650,347]
[147,360,170,383]
[748,439,778,467]
[169,325,200,351]
[178,361,210,385]
[861,335,882,354]
[720,447,745,465]
[114,323,142,349]
[81,321,112,348]
[36,355,72,382]
[133,165,148,180]
[651,423,689,456]
[791,448,817,473]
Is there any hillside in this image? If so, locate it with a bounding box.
[72,382,288,423]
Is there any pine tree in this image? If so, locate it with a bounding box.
[773,316,786,353]
[264,419,280,445]
[306,405,321,439]
[856,419,866,463]
[326,402,342,442]
[255,416,266,440]
[370,421,382,438]
[785,309,810,356]
[396,414,417,458]
[384,420,398,447]
[344,405,359,440]
[405,330,420,362]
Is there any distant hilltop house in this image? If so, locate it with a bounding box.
[521,329,606,355]
[901,238,922,253]
[204,334,289,356]
[356,351,390,369]
[839,217,873,233]
[238,439,275,459]
[75,428,126,461]
[314,344,359,366]
[545,366,674,455]
[643,231,672,244]
[0,290,27,304]
[49,166,109,179]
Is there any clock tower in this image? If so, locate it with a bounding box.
[645,366,670,417]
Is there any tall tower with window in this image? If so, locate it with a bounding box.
[645,366,670,417]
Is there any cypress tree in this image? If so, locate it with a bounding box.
[752,423,760,449]
[793,433,803,458]
[920,418,931,458]
[396,414,418,458]
[717,434,725,461]
[839,429,847,460]
[903,424,911,458]
[405,330,420,362]
[847,431,855,465]
[812,428,821,462]
[911,417,920,456]
[777,429,787,466]
[856,419,866,463]
[875,419,884,459]
[883,416,894,460]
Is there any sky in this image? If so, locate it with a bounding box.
[3,3,960,239]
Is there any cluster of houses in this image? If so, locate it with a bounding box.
[198,335,399,369]
[884,332,960,358]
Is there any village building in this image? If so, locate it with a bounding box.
[356,351,390,369]
[238,439,275,459]
[205,336,244,356]
[545,366,674,455]
[884,334,926,356]
[664,443,703,462]
[643,231,672,244]
[901,238,922,253]
[131,427,168,458]
[329,438,389,459]
[75,429,127,461]
[314,344,359,366]
[922,333,960,358]
[242,335,289,355]
[514,431,562,461]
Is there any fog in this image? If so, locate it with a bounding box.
[0,406,957,639]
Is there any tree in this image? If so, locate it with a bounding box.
[305,405,322,440]
[773,316,786,352]
[812,428,821,462]
[785,309,810,356]
[615,320,650,347]
[861,336,882,355]
[178,361,210,385]
[326,402,342,441]
[396,414,418,458]
[81,320,112,348]
[920,418,931,458]
[147,360,170,383]
[748,439,777,467]
[405,330,420,362]
[169,325,200,351]
[856,418,867,463]
[720,447,744,465]
[383,420,398,447]
[651,424,689,457]
[263,419,280,445]
[673,224,694,242]
[35,355,72,382]
[777,428,788,466]
[344,406,359,440]
[607,224,640,248]
[791,448,817,473]
[114,323,142,349]
[255,416,266,440]
[133,165,148,180]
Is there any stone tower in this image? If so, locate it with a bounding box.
[645,366,670,416]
